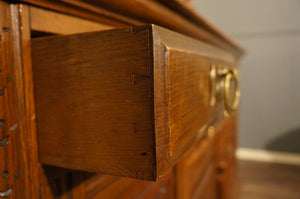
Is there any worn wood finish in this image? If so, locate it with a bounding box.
[31,25,236,181]
[176,135,216,199]
[18,0,243,58]
[176,115,239,199]
[85,170,175,199]
[152,25,236,177]
[30,6,115,35]
[0,2,16,196]
[77,0,243,57]
[0,2,28,198]
[215,114,238,199]
[32,26,156,180]
[9,4,41,199]
[2,1,242,198]
[10,5,117,199]
[176,132,217,199]
[16,0,136,27]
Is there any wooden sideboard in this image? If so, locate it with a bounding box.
[0,0,243,198]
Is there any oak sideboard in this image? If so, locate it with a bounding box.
[0,0,243,198]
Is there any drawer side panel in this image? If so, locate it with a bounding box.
[31,27,156,180]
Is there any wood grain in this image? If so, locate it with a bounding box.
[175,135,215,199]
[30,6,115,35]
[215,114,238,199]
[85,170,175,199]
[0,2,24,198]
[2,0,242,198]
[0,2,10,192]
[31,25,236,181]
[9,4,41,199]
[80,0,243,57]
[19,0,243,58]
[238,160,300,199]
[17,0,137,27]
[32,26,156,180]
[152,25,236,177]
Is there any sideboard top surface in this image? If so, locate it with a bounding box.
[15,0,244,58]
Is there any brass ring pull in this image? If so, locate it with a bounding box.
[223,70,240,115]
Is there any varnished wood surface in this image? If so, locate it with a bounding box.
[238,160,300,199]
[31,25,236,181]
[215,114,238,199]
[32,26,156,180]
[10,4,41,199]
[1,1,242,198]
[152,25,236,177]
[17,0,244,58]
[84,171,175,199]
[18,0,138,27]
[30,6,114,35]
[0,2,26,198]
[175,128,217,199]
[0,1,15,194]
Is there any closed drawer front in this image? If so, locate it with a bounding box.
[215,116,238,199]
[31,24,237,181]
[176,126,218,199]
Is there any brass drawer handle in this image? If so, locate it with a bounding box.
[223,69,240,115]
[210,65,240,115]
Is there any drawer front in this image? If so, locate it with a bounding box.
[215,115,238,199]
[31,25,237,180]
[175,127,217,199]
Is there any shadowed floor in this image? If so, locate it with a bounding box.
[238,160,300,199]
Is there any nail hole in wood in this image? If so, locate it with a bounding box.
[6,77,13,83]
[14,171,20,181]
[2,27,10,32]
[2,170,8,179]
[0,119,5,127]
[0,88,6,96]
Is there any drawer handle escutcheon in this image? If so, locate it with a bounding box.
[224,70,240,115]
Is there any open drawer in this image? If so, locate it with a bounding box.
[31,24,238,181]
